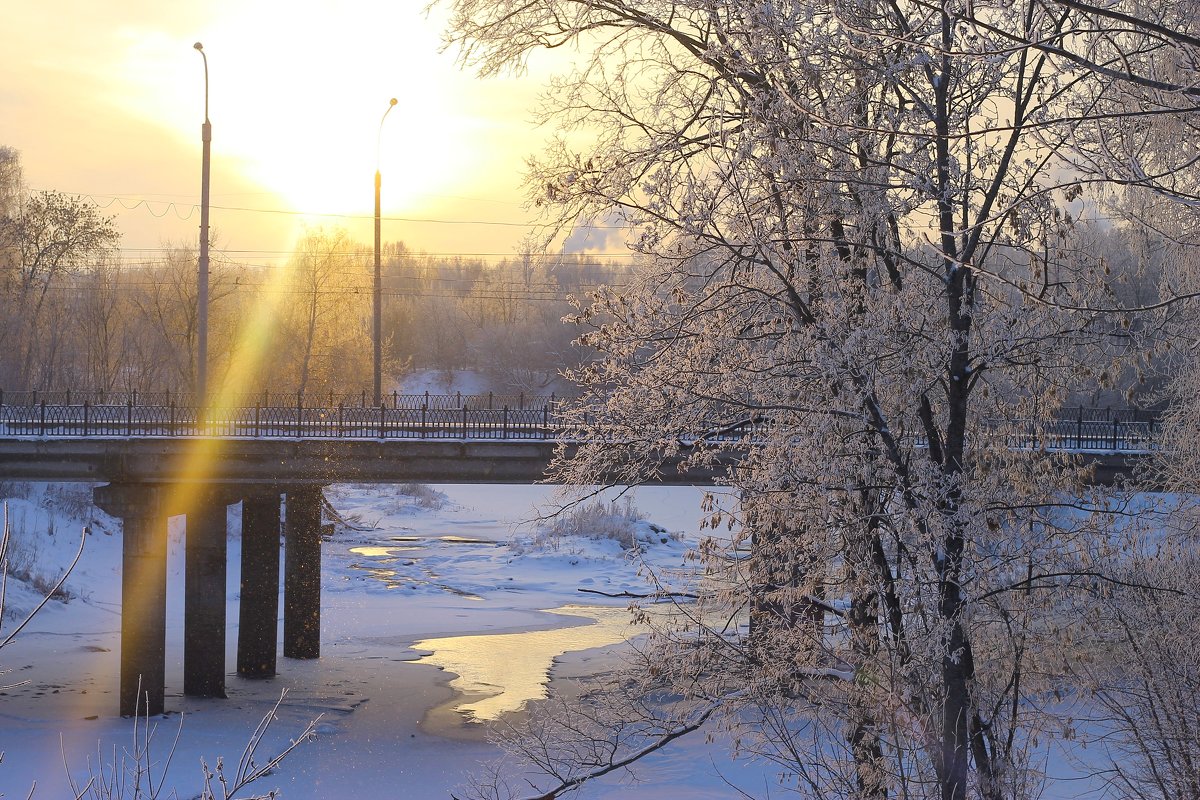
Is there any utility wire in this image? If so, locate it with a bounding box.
[36,190,629,230]
[112,246,640,259]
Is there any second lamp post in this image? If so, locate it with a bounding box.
[374,98,398,407]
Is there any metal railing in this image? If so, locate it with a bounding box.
[0,394,564,442]
[0,395,1159,452]
[0,389,560,412]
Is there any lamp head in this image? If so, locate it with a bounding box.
[389,97,398,107]
[194,42,204,51]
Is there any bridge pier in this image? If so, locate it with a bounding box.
[184,489,230,698]
[238,490,282,677]
[94,483,168,718]
[283,487,322,659]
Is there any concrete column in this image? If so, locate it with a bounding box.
[184,489,229,698]
[238,490,282,677]
[94,483,167,718]
[283,487,322,659]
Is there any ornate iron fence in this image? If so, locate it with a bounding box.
[0,395,563,441]
[0,394,1159,451]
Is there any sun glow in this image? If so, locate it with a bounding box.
[116,2,479,225]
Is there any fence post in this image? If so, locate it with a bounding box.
[379,404,386,439]
[519,392,524,411]
[255,403,261,438]
[83,401,89,436]
[1076,407,1083,449]
[361,390,366,409]
[1112,417,1119,451]
[40,400,46,436]
[127,396,133,436]
[170,401,176,436]
[392,390,398,409]
[296,395,303,438]
[503,406,509,439]
[338,402,345,437]
[488,392,494,410]
[542,404,549,438]
[461,404,468,438]
[457,391,462,408]
[421,403,427,439]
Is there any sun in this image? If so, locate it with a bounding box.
[119,1,478,221]
[209,3,475,219]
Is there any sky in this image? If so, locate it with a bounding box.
[1,1,594,268]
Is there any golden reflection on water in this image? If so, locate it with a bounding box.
[348,545,418,557]
[411,605,641,722]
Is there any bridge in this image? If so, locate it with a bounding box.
[0,393,1157,716]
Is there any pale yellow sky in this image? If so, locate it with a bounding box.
[1,1,580,265]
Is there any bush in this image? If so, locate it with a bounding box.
[2,505,72,603]
[538,497,673,551]
[396,482,447,510]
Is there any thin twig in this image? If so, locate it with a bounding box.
[576,588,699,599]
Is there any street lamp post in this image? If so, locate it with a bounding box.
[374,98,398,407]
[194,42,211,404]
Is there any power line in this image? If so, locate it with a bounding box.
[39,190,630,230]
[113,245,640,259]
[26,280,595,302]
[101,257,633,289]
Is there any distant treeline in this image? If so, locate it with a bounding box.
[0,147,624,397]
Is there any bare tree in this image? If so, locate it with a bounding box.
[0,188,119,387]
[441,0,1197,798]
[0,147,21,225]
[272,228,371,396]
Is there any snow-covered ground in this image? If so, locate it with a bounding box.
[0,481,776,799]
[0,481,1128,799]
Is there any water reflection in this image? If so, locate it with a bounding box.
[410,605,641,722]
[349,545,419,557]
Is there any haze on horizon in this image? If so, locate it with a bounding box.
[1,1,613,265]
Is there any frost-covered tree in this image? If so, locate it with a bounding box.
[0,184,119,387]
[270,227,372,397]
[442,1,1199,799]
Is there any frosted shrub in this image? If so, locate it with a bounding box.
[1,505,73,605]
[539,498,670,551]
[397,482,448,510]
[42,483,96,519]
[0,482,31,502]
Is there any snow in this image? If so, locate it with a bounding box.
[393,368,576,400]
[394,369,496,397]
[0,482,1131,799]
[0,481,771,799]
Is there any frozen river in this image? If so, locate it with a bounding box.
[0,482,772,799]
